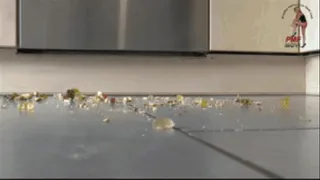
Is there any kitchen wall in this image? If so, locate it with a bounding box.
[300,0,319,52]
[209,0,299,52]
[0,0,16,47]
[0,50,305,94]
[301,0,319,96]
[0,0,307,94]
[306,55,319,95]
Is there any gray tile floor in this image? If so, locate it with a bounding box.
[0,96,319,178]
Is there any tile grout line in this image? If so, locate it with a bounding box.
[173,127,284,179]
[185,127,320,133]
[127,104,284,178]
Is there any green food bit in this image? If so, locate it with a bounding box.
[239,98,253,106]
[6,93,19,101]
[72,88,81,96]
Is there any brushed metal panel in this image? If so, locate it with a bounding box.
[85,0,120,50]
[19,0,119,50]
[19,0,209,52]
[125,0,209,52]
[44,0,88,49]
[19,0,48,49]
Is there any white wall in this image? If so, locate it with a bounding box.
[0,50,305,94]
[302,0,319,95]
[306,55,319,95]
[210,0,299,52]
[300,0,319,52]
[0,0,16,47]
[0,0,308,94]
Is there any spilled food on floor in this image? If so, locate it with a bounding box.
[1,89,313,133]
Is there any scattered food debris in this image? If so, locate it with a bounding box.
[2,92,304,130]
[5,93,19,101]
[176,95,184,104]
[103,118,110,123]
[1,104,8,109]
[281,97,290,109]
[200,99,208,109]
[234,94,253,107]
[299,116,312,122]
[34,93,48,102]
[152,118,175,130]
[18,102,35,112]
[79,102,88,109]
[152,106,157,112]
[254,101,262,106]
[110,97,116,104]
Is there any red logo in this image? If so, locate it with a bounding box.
[284,36,301,48]
[285,36,301,43]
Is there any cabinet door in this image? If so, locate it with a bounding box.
[125,0,209,52]
[19,0,49,48]
[19,0,120,50]
[84,0,120,50]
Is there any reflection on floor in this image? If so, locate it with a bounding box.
[0,95,319,178]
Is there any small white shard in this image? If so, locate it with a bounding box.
[97,91,103,97]
[152,107,157,112]
[63,99,71,105]
[20,93,32,99]
[138,109,145,114]
[123,97,128,103]
[1,104,7,109]
[254,101,262,106]
[103,118,110,123]
[127,96,133,102]
[56,93,64,101]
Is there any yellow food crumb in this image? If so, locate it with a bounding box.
[176,95,184,103]
[200,99,208,109]
[152,118,175,130]
[18,102,35,112]
[281,97,290,108]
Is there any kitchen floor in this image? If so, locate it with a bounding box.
[0,95,319,178]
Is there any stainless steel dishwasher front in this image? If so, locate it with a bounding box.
[18,0,209,52]
[18,0,120,50]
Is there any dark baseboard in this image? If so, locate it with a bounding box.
[0,46,16,49]
[208,50,320,57]
[16,48,207,57]
[301,50,320,57]
[14,48,320,57]
[207,50,302,56]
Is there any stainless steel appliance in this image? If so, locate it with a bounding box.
[18,0,209,52]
